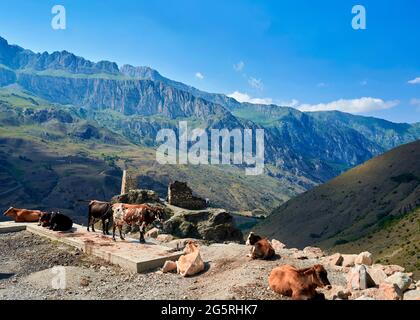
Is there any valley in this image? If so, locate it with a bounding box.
[0,35,419,274]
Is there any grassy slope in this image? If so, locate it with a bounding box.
[255,139,420,248]
[331,208,420,278]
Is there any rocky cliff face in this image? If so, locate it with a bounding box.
[0,67,16,87]
[16,73,231,120]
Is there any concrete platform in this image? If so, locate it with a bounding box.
[0,221,28,234]
[0,221,182,273]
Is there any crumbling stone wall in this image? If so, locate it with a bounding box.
[168,181,207,210]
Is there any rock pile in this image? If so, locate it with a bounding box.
[167,181,207,210]
[162,208,243,243]
[112,189,161,204]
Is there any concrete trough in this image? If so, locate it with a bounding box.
[0,221,182,273]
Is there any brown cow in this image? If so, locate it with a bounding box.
[3,207,44,222]
[112,203,164,243]
[87,200,113,235]
[246,232,275,260]
[269,264,331,300]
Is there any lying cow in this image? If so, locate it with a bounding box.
[112,203,164,243]
[87,200,113,235]
[268,264,331,300]
[162,240,205,277]
[38,212,73,231]
[246,232,275,260]
[3,207,44,222]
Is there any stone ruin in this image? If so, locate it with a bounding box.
[168,181,207,210]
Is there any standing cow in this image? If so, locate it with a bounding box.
[87,200,113,235]
[112,203,164,243]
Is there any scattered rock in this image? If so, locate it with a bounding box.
[324,285,352,300]
[347,265,375,290]
[145,227,160,239]
[379,264,405,276]
[323,253,343,267]
[352,283,402,300]
[80,277,90,287]
[156,234,175,243]
[377,283,402,300]
[342,254,358,267]
[403,290,420,300]
[385,272,412,292]
[367,266,387,286]
[355,252,373,266]
[292,251,308,260]
[271,239,286,251]
[302,246,325,259]
[355,295,376,300]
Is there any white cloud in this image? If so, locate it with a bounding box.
[297,97,399,114]
[408,77,420,85]
[317,82,328,88]
[233,61,245,72]
[228,91,273,105]
[410,98,420,109]
[279,99,300,107]
[360,80,368,86]
[195,72,204,80]
[248,77,264,90]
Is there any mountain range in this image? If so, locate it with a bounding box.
[0,35,419,220]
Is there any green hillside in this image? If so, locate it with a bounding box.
[331,208,420,278]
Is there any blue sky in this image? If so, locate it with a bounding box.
[0,0,419,123]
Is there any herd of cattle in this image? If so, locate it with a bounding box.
[3,200,164,243]
[3,205,332,300]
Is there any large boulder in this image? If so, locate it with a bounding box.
[352,283,402,300]
[323,253,344,267]
[355,252,373,266]
[403,289,420,300]
[271,239,286,251]
[162,209,243,243]
[342,254,358,267]
[303,247,325,259]
[347,265,375,290]
[385,272,413,292]
[367,265,388,286]
[112,189,161,205]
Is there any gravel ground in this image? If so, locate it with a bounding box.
[0,231,346,300]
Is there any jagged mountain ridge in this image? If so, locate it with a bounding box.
[1,35,419,188]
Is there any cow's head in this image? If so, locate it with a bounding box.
[305,264,331,288]
[3,207,15,217]
[38,212,52,227]
[151,206,165,223]
[246,232,262,246]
